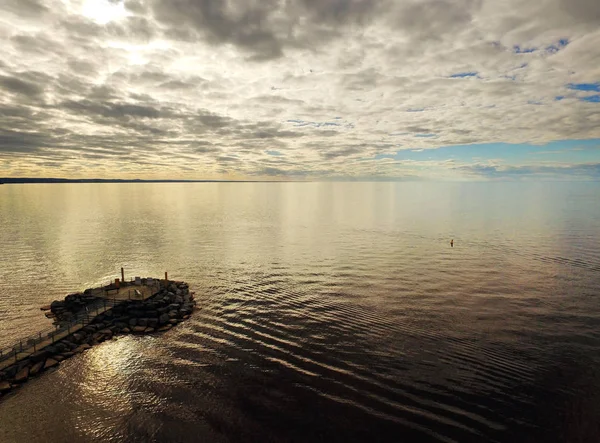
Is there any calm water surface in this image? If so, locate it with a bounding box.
[0,182,599,442]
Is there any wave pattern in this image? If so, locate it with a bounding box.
[1,182,600,442]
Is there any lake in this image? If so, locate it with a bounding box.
[1,182,599,442]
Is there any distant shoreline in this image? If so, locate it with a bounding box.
[0,178,299,184]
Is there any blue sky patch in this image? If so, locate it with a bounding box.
[568,82,600,92]
[372,139,600,164]
[449,72,478,78]
[546,38,569,53]
[266,150,283,156]
[513,45,536,54]
[582,95,600,103]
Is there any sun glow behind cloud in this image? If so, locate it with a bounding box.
[81,0,129,25]
[0,0,599,180]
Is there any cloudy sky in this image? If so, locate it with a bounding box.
[1,0,599,180]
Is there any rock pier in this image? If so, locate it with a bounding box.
[0,279,196,399]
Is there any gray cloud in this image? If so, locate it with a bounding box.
[0,75,45,97]
[3,0,48,18]
[1,0,599,179]
[60,99,163,119]
[149,0,385,59]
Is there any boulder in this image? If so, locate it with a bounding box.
[181,307,193,316]
[0,381,11,394]
[132,326,146,333]
[29,350,52,363]
[128,309,144,318]
[147,318,158,328]
[54,355,65,362]
[2,366,17,379]
[50,300,66,311]
[44,359,59,369]
[144,327,155,333]
[74,344,91,353]
[174,295,184,304]
[122,327,131,333]
[128,318,137,327]
[183,315,190,320]
[14,367,29,383]
[92,332,105,343]
[158,313,170,325]
[72,333,86,343]
[30,361,44,376]
[168,319,179,325]
[137,318,148,327]
[157,324,172,332]
[61,352,75,358]
[98,328,113,337]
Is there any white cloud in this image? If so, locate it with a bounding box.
[0,0,599,179]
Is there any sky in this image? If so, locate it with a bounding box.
[0,0,599,181]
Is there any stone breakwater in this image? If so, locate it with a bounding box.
[0,280,195,399]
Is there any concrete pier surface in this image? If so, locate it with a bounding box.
[90,281,159,301]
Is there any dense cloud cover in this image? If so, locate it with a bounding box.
[0,0,599,179]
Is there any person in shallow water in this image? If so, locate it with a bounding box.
[450,239,454,247]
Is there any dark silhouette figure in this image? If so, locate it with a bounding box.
[450,239,454,247]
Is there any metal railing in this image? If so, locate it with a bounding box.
[0,280,162,367]
[0,297,122,366]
